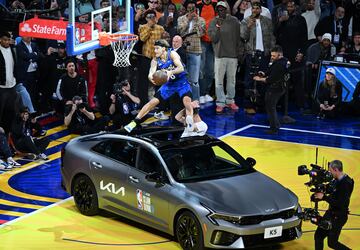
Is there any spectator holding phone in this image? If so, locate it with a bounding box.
[158,3,179,39]
[134,2,146,22]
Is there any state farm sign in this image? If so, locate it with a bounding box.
[19,17,67,40]
[19,17,92,42]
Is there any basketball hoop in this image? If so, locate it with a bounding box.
[99,32,138,67]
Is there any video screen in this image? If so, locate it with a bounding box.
[315,61,360,102]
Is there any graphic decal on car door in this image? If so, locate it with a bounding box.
[136,189,153,213]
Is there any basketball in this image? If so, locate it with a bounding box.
[152,70,168,85]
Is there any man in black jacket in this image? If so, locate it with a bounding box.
[0,31,22,133]
[38,42,68,112]
[11,107,50,160]
[314,160,354,250]
[314,6,349,51]
[253,45,288,134]
[15,36,40,112]
[56,60,88,105]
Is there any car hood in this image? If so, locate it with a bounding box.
[182,171,297,215]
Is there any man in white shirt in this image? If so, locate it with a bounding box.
[0,31,21,133]
[244,0,272,20]
[240,2,275,114]
[302,0,321,47]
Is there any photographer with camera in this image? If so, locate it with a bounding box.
[64,96,109,135]
[109,79,140,129]
[253,45,288,134]
[313,160,354,250]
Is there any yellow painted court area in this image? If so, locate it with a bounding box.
[0,136,359,249]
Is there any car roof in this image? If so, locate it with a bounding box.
[111,126,218,150]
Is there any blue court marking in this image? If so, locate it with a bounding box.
[0,191,53,206]
[0,204,35,214]
[0,214,19,222]
[9,158,70,199]
[47,129,71,141]
[231,124,360,150]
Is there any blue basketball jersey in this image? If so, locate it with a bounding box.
[156,50,187,83]
[155,49,191,100]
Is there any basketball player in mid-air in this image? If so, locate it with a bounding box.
[125,39,195,133]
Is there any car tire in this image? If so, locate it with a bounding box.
[72,175,99,216]
[175,211,204,250]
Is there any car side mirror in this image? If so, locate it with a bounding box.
[145,172,163,183]
[246,157,256,168]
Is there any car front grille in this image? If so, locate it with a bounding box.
[242,227,298,248]
[239,209,295,225]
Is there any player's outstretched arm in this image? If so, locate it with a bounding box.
[148,59,158,85]
[168,51,184,77]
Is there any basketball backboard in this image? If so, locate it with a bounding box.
[66,0,133,56]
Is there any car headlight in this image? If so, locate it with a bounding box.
[210,214,243,225]
[201,203,243,226]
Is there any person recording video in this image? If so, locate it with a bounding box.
[64,96,109,135]
[109,79,140,129]
[313,160,354,250]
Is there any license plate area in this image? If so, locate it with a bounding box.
[264,226,283,239]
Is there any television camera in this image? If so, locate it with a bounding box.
[246,50,263,103]
[297,163,336,230]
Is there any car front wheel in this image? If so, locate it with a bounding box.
[72,175,99,216]
[176,211,204,250]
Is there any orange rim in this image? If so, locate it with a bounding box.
[99,32,138,46]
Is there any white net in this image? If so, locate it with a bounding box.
[110,34,138,68]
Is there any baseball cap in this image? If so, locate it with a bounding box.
[154,39,170,48]
[216,1,227,8]
[322,33,332,41]
[326,68,336,76]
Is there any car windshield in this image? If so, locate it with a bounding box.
[161,141,252,182]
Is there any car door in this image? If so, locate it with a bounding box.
[90,139,138,213]
[126,146,171,231]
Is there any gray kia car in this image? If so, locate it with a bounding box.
[61,127,302,249]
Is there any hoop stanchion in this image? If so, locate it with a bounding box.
[99,32,138,67]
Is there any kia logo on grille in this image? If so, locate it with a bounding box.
[265,208,275,212]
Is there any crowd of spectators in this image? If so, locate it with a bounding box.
[1,0,360,167]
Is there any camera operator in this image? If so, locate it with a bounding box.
[313,160,354,250]
[64,96,109,135]
[109,80,140,129]
[253,45,288,134]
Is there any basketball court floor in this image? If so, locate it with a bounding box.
[0,105,359,249]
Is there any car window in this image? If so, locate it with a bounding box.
[212,146,238,164]
[161,141,252,182]
[137,147,163,174]
[92,140,138,167]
